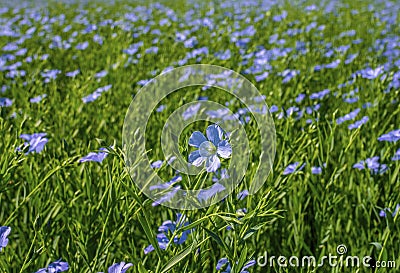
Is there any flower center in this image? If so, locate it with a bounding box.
[199,141,216,157]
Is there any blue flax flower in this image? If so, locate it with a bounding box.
[348,116,369,130]
[79,148,108,163]
[216,258,256,273]
[197,183,225,202]
[150,160,163,169]
[217,258,229,270]
[0,226,11,251]
[41,69,60,82]
[255,71,269,82]
[34,259,69,273]
[359,66,384,79]
[188,125,231,172]
[280,69,299,83]
[392,149,400,161]
[310,89,330,100]
[379,204,400,218]
[203,168,231,201]
[76,41,89,50]
[336,108,360,124]
[144,213,192,254]
[19,133,48,154]
[237,190,249,200]
[295,93,306,103]
[94,70,108,79]
[65,69,79,77]
[107,262,133,273]
[182,103,200,120]
[151,186,180,207]
[0,97,12,107]
[377,129,400,142]
[30,94,47,103]
[150,175,182,191]
[283,162,305,175]
[82,85,112,103]
[311,166,323,174]
[269,105,279,113]
[353,156,388,174]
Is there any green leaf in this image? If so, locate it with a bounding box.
[160,240,197,273]
[203,227,234,260]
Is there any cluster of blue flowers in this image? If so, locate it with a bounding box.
[144,213,192,254]
[283,162,325,176]
[0,228,132,273]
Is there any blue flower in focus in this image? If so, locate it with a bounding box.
[188,124,231,173]
[0,226,11,251]
[34,259,69,273]
[216,258,230,271]
[107,262,133,273]
[79,148,108,163]
[19,133,48,154]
